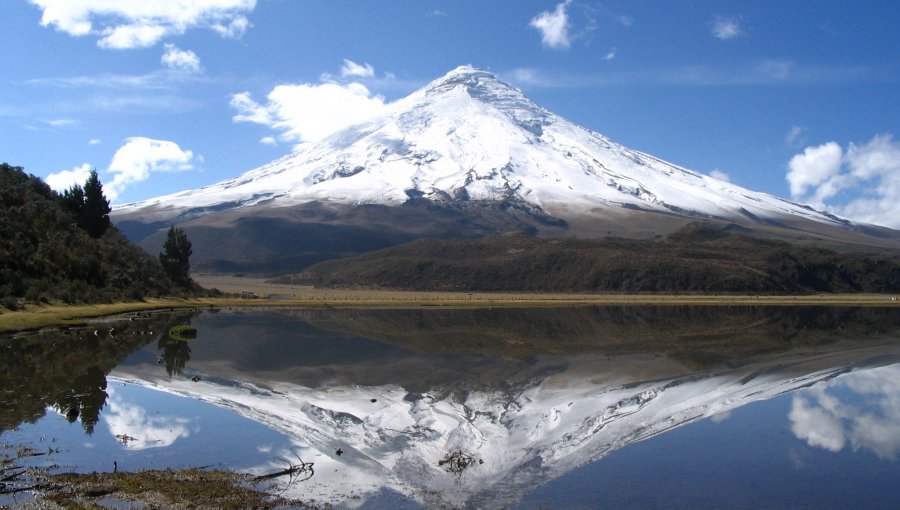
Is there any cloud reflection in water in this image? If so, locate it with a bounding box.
[103,386,193,450]
[790,365,900,460]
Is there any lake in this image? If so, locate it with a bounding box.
[3,305,900,508]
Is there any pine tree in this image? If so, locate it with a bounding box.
[59,170,110,238]
[60,184,85,221]
[159,225,192,287]
[82,170,111,238]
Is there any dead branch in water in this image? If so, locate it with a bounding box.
[253,451,314,483]
[438,448,482,475]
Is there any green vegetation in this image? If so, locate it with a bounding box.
[286,223,900,294]
[168,324,198,341]
[0,163,204,310]
[160,225,193,287]
[60,169,111,239]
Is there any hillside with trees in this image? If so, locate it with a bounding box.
[0,163,201,310]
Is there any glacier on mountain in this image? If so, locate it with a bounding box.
[115,66,846,229]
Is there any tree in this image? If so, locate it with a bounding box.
[159,225,192,287]
[60,184,85,219]
[60,170,110,238]
[82,170,111,238]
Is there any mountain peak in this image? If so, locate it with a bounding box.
[434,64,496,82]
[422,65,519,100]
[115,65,867,250]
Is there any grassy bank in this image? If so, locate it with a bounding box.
[2,290,899,334]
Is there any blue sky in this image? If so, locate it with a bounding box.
[2,1,899,227]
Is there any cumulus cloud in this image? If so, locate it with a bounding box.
[786,141,844,202]
[230,81,388,146]
[45,163,93,192]
[161,44,201,72]
[106,137,199,200]
[340,59,375,78]
[28,0,256,49]
[530,0,572,49]
[786,134,900,228]
[711,16,744,40]
[789,365,900,460]
[259,136,276,145]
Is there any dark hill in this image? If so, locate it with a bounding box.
[0,163,194,309]
[282,223,900,294]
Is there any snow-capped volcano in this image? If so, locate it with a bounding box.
[114,66,900,273]
[117,65,840,226]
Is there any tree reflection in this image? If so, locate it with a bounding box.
[158,334,192,377]
[54,366,108,434]
[0,310,200,435]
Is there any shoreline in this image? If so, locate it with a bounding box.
[2,290,899,334]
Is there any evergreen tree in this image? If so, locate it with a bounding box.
[59,170,110,238]
[159,226,192,287]
[82,170,111,238]
[60,184,85,221]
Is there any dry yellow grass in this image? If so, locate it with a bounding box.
[2,280,899,335]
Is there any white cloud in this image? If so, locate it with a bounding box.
[161,44,201,72]
[99,23,168,49]
[530,0,572,49]
[845,134,900,180]
[757,59,793,80]
[602,50,616,61]
[28,0,256,49]
[507,67,563,88]
[709,169,731,182]
[711,16,743,40]
[89,138,102,145]
[340,59,375,78]
[45,163,93,192]
[230,82,388,146]
[106,137,199,200]
[45,118,79,128]
[259,136,276,145]
[786,141,844,202]
[837,135,900,227]
[785,125,807,147]
[786,134,900,227]
[709,410,732,423]
[210,15,249,38]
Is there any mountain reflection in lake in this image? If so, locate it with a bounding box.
[3,306,900,508]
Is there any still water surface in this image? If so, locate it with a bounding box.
[2,306,900,508]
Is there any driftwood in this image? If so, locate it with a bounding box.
[253,451,314,483]
[438,448,482,475]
